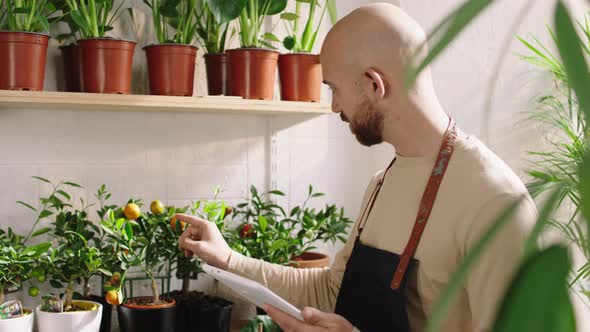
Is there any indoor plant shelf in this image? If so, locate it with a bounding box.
[0,90,331,115]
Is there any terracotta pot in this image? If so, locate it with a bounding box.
[59,43,83,92]
[227,48,279,100]
[290,252,330,269]
[78,38,136,94]
[117,297,176,332]
[204,53,229,95]
[0,31,49,91]
[279,53,322,102]
[144,44,197,96]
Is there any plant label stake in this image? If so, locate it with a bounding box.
[0,300,23,319]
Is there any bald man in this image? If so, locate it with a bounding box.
[177,3,536,332]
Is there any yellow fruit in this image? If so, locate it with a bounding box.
[105,290,120,305]
[123,203,141,220]
[150,200,165,215]
[170,217,186,230]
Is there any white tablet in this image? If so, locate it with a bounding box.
[202,263,304,321]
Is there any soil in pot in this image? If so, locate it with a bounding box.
[170,290,232,332]
[144,44,197,96]
[204,53,229,95]
[59,44,82,92]
[279,53,322,102]
[227,48,279,100]
[0,31,49,91]
[78,38,136,94]
[117,297,176,332]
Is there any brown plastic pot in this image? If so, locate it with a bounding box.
[204,53,229,96]
[59,43,82,92]
[227,48,279,100]
[78,38,136,94]
[0,31,49,91]
[290,252,330,269]
[144,44,197,96]
[279,53,322,102]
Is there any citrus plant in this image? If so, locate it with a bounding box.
[0,228,51,304]
[231,185,353,265]
[280,0,337,53]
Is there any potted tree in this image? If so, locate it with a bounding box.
[0,0,58,90]
[195,0,246,95]
[278,0,336,102]
[228,0,287,100]
[143,0,199,96]
[169,189,234,332]
[0,228,50,332]
[100,199,177,332]
[20,179,104,332]
[62,0,134,93]
[231,185,353,268]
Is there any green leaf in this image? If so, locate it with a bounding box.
[261,0,287,16]
[23,242,51,256]
[38,15,50,33]
[124,223,133,240]
[492,245,575,331]
[426,197,524,332]
[56,190,71,200]
[50,280,63,288]
[98,268,112,276]
[63,181,82,188]
[258,215,268,232]
[283,35,296,50]
[39,210,53,219]
[280,12,298,21]
[407,0,493,87]
[268,190,285,196]
[207,0,247,24]
[32,176,50,183]
[17,201,37,212]
[31,227,52,237]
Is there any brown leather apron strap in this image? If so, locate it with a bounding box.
[390,118,458,290]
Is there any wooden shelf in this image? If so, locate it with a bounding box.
[0,90,331,115]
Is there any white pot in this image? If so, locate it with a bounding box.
[35,300,102,332]
[0,309,34,332]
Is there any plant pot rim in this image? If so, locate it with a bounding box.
[0,308,33,320]
[204,52,228,56]
[171,291,233,309]
[122,297,176,310]
[143,43,198,50]
[78,37,136,44]
[36,300,101,315]
[280,52,319,56]
[58,42,79,49]
[0,30,50,38]
[227,47,279,54]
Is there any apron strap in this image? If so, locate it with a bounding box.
[390,118,458,290]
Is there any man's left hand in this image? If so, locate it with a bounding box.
[264,305,354,332]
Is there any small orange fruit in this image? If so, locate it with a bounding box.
[123,203,141,220]
[170,216,186,230]
[150,200,165,215]
[105,290,120,305]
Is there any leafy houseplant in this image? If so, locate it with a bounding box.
[231,185,353,268]
[0,0,58,90]
[0,228,50,332]
[278,0,337,102]
[143,0,200,96]
[62,0,135,93]
[196,0,246,95]
[227,0,287,100]
[169,189,234,332]
[519,18,590,311]
[100,199,177,332]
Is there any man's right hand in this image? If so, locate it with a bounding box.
[175,213,232,270]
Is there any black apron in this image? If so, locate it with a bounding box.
[334,118,458,331]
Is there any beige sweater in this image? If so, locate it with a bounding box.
[226,136,537,331]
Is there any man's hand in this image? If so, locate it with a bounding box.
[264,305,354,332]
[176,213,232,270]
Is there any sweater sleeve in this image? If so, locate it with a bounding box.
[219,172,384,312]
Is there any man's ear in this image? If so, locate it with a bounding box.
[364,68,387,99]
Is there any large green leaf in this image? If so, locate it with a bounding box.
[260,0,287,16]
[207,0,246,23]
[492,245,575,332]
[407,0,494,86]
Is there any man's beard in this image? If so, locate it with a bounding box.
[348,95,384,146]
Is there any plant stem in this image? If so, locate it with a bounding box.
[83,278,91,298]
[65,280,74,309]
[0,287,4,304]
[150,276,159,304]
[182,277,189,296]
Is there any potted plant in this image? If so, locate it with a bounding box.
[278,0,336,102]
[100,199,176,332]
[143,0,199,96]
[0,0,58,90]
[228,0,287,100]
[231,185,353,268]
[20,178,104,332]
[52,0,83,92]
[195,0,246,95]
[62,0,134,93]
[0,228,50,332]
[169,189,234,332]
